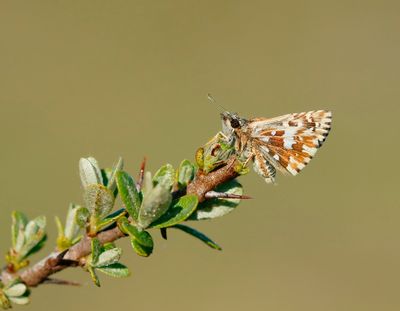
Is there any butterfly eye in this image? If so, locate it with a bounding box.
[230,119,240,128]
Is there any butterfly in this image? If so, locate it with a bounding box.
[219,110,332,183]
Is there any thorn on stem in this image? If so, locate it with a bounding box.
[204,191,252,200]
[137,156,147,191]
[43,278,81,286]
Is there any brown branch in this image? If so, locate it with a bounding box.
[186,157,239,202]
[2,157,240,288]
[18,226,125,287]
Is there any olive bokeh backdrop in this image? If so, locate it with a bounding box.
[1,1,399,310]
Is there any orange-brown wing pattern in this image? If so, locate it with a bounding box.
[249,110,332,180]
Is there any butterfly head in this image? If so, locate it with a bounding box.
[220,111,245,137]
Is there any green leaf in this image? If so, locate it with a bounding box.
[94,248,122,268]
[88,266,100,287]
[64,204,89,241]
[96,208,126,232]
[118,218,153,247]
[172,224,222,250]
[84,184,115,220]
[21,235,47,261]
[56,225,70,251]
[13,227,25,254]
[7,214,47,268]
[116,171,141,221]
[4,284,27,297]
[189,180,243,220]
[102,242,116,251]
[8,296,29,305]
[24,216,46,240]
[79,157,103,188]
[97,263,130,278]
[118,218,154,257]
[18,216,47,260]
[91,238,102,266]
[150,195,198,229]
[56,205,89,251]
[101,167,112,188]
[84,184,115,234]
[76,207,90,226]
[153,164,175,189]
[142,171,153,196]
[11,211,27,249]
[176,160,195,189]
[55,216,65,243]
[138,182,172,229]
[106,157,124,193]
[130,238,153,257]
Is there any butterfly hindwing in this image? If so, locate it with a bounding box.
[252,147,276,183]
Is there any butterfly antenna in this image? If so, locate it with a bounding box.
[207,93,228,112]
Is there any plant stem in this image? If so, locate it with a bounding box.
[1,157,240,287]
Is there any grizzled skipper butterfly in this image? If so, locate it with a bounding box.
[210,95,332,183]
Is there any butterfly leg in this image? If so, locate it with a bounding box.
[216,131,237,147]
[217,131,230,141]
[229,150,253,175]
[243,153,254,167]
[204,131,229,144]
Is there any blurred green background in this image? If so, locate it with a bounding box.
[1,1,399,310]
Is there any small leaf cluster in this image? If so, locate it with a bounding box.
[0,279,30,309]
[6,212,47,272]
[55,204,89,251]
[85,239,129,287]
[115,161,200,257]
[80,157,124,236]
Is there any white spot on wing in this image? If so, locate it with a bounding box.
[283,138,295,149]
[283,127,298,137]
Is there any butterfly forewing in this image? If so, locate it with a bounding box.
[249,110,332,179]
